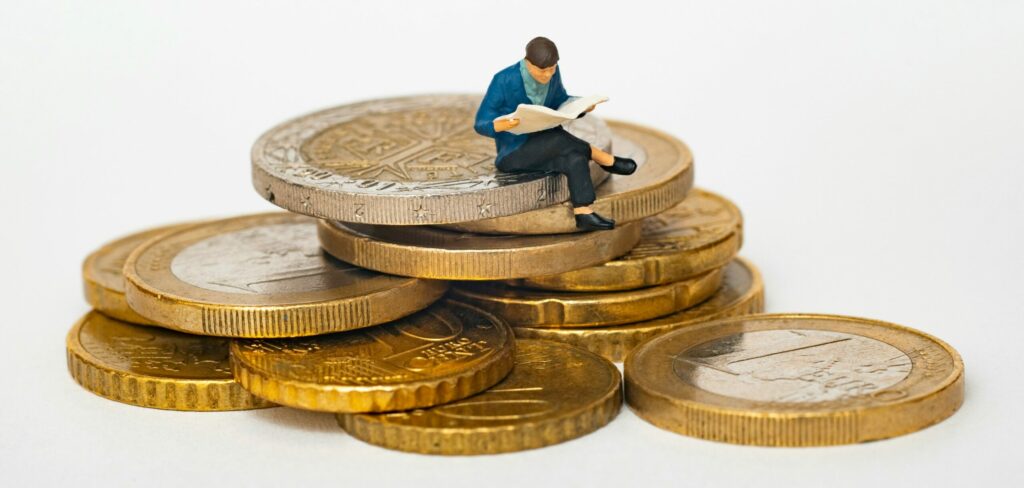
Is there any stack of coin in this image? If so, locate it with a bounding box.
[66,93,963,451]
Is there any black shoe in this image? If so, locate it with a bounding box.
[599,156,637,175]
[574,212,615,231]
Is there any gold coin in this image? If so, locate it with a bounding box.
[506,189,742,292]
[230,299,515,413]
[442,120,694,235]
[66,311,273,411]
[450,267,722,328]
[251,94,612,225]
[514,258,764,361]
[83,223,193,325]
[338,339,621,455]
[624,313,965,446]
[317,219,642,280]
[123,213,448,338]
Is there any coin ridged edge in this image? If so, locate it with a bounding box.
[65,314,273,411]
[448,120,695,235]
[513,258,764,361]
[317,220,643,280]
[622,313,965,446]
[229,321,517,413]
[337,373,622,455]
[455,267,723,328]
[82,277,156,325]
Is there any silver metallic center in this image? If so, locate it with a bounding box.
[170,223,363,294]
[673,329,912,403]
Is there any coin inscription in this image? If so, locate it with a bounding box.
[170,223,368,295]
[673,330,912,403]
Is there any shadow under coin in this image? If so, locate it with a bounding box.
[248,406,343,435]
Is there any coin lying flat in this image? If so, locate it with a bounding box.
[450,267,722,328]
[230,300,515,413]
[339,340,621,455]
[505,189,742,292]
[66,311,273,411]
[443,120,694,235]
[123,213,448,338]
[252,94,612,225]
[317,219,642,280]
[514,258,763,361]
[82,222,194,325]
[624,314,965,446]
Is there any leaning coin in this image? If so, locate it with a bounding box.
[317,219,642,280]
[514,258,763,361]
[230,299,515,413]
[252,94,611,225]
[83,222,194,324]
[66,311,273,411]
[339,339,621,455]
[506,189,742,291]
[625,313,965,446]
[451,267,722,328]
[443,120,694,235]
[123,213,447,337]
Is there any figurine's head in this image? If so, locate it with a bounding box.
[525,37,559,85]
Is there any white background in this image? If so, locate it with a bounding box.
[2,1,1022,486]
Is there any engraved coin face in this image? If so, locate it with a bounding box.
[625,314,965,446]
[66,312,272,411]
[514,258,764,361]
[230,300,516,413]
[252,94,612,224]
[82,222,194,324]
[123,213,447,337]
[507,189,742,291]
[339,340,622,455]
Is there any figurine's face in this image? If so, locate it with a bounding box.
[525,59,556,85]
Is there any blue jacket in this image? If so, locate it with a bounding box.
[474,61,571,163]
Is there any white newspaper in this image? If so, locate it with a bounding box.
[498,95,609,135]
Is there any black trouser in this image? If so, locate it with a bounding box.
[496,127,595,207]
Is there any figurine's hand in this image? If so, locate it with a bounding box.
[585,104,597,113]
[494,118,520,133]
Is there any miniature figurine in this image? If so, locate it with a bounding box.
[474,37,637,231]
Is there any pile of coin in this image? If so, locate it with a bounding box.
[67,94,963,452]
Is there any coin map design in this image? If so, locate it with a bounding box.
[339,340,621,455]
[124,213,447,337]
[625,314,964,446]
[252,94,612,224]
[66,311,272,411]
[230,300,515,413]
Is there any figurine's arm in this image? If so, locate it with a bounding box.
[475,75,519,136]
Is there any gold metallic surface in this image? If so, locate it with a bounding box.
[514,258,764,361]
[450,267,722,328]
[66,311,273,411]
[443,120,695,235]
[339,340,622,455]
[230,299,515,413]
[82,222,194,325]
[624,314,965,446]
[123,213,448,338]
[251,94,611,225]
[506,189,742,291]
[317,219,642,280]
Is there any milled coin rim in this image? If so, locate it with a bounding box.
[623,313,965,446]
[513,257,765,361]
[336,339,622,455]
[229,300,516,413]
[65,311,274,411]
[122,212,449,338]
[450,266,723,328]
[442,120,695,235]
[505,188,744,291]
[251,93,612,225]
[317,219,643,281]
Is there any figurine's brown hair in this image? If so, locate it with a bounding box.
[525,37,559,68]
